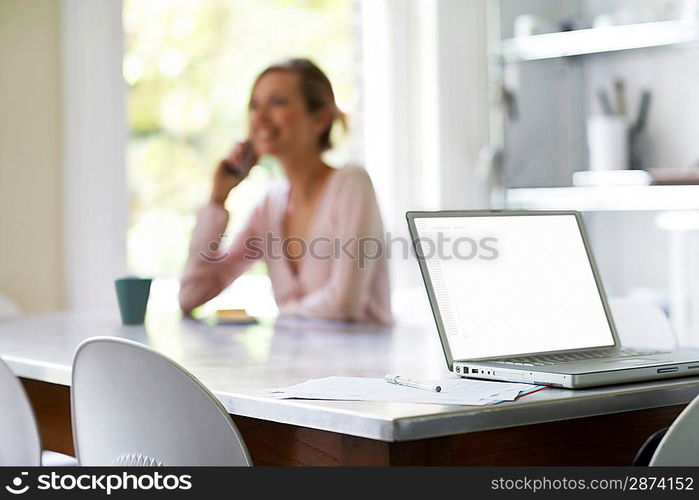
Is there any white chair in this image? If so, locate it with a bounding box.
[649,394,699,465]
[0,356,76,466]
[71,337,252,466]
[608,297,677,351]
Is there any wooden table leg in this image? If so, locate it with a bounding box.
[20,379,74,456]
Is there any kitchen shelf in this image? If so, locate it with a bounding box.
[500,20,699,62]
[503,185,699,211]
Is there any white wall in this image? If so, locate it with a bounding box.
[585,211,669,300]
[0,0,64,311]
[0,0,127,312]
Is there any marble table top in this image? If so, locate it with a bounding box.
[2,310,699,442]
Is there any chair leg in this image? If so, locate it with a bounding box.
[631,428,668,466]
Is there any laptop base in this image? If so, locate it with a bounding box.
[455,352,699,389]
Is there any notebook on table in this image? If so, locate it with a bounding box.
[406,210,699,389]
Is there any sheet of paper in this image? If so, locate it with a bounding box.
[268,377,543,406]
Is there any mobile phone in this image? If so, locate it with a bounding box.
[223,140,257,177]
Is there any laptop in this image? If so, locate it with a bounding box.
[406,210,699,389]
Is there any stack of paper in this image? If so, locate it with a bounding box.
[268,377,544,406]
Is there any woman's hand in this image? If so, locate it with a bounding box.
[210,140,258,206]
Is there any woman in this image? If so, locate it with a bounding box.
[179,58,392,324]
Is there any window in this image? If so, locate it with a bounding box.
[123,0,361,313]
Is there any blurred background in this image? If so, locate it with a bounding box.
[3,0,699,341]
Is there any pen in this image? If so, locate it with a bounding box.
[596,88,613,115]
[633,90,651,134]
[614,79,626,116]
[385,374,441,392]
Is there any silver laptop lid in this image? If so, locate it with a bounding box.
[406,210,619,369]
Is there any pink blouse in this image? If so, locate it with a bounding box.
[179,166,392,325]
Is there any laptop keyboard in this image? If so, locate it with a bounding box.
[500,349,670,366]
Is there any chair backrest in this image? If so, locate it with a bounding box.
[71,337,252,466]
[0,357,41,465]
[608,297,676,350]
[649,394,699,466]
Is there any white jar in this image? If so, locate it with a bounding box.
[587,114,629,171]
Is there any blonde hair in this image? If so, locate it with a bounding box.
[252,58,346,152]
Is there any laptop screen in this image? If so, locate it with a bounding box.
[412,213,615,360]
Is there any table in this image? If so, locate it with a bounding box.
[2,311,699,465]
